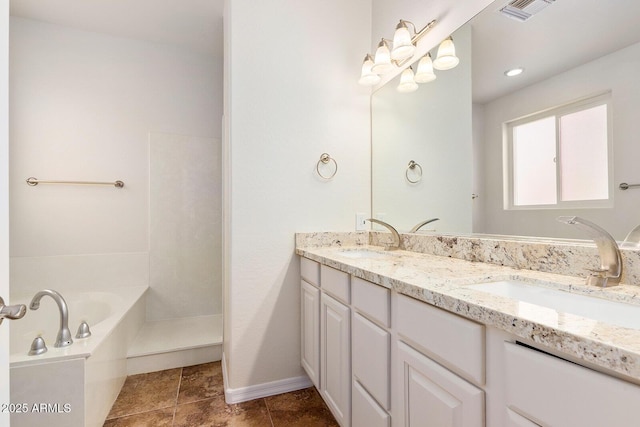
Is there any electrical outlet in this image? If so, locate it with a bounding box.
[355,213,367,231]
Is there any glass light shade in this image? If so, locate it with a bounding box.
[358,55,381,86]
[391,22,415,61]
[414,53,436,83]
[397,67,418,93]
[433,37,460,70]
[372,39,394,74]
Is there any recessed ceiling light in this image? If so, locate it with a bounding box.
[504,67,524,77]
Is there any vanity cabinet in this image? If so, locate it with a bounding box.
[301,253,640,427]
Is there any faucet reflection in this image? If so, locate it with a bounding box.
[410,218,440,233]
[557,216,622,287]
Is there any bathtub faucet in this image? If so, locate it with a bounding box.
[29,289,73,347]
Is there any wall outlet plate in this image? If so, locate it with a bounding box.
[355,213,367,231]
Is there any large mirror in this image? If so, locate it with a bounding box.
[372,0,640,241]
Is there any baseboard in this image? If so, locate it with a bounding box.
[222,352,313,404]
[127,344,222,375]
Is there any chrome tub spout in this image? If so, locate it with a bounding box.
[29,289,73,347]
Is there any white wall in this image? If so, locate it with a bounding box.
[9,17,223,313]
[224,0,372,391]
[477,41,640,241]
[149,133,222,320]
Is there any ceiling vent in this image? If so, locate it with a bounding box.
[500,0,555,21]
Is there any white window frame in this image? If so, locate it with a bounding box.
[503,92,613,210]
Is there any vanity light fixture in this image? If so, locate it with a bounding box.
[433,36,459,70]
[504,67,524,77]
[358,19,437,86]
[397,67,419,93]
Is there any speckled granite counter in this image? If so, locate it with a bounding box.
[296,237,640,383]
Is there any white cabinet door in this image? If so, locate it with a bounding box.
[395,342,484,427]
[321,292,351,427]
[301,280,320,388]
[353,380,390,427]
[353,312,390,409]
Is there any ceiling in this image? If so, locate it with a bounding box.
[471,0,640,104]
[9,0,224,57]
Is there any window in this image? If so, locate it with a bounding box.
[504,93,612,209]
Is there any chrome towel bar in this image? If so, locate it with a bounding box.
[26,177,124,188]
[619,182,640,190]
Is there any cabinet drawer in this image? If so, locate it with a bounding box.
[352,313,390,409]
[301,257,320,286]
[352,380,390,427]
[504,342,640,427]
[352,277,390,328]
[396,294,484,385]
[321,265,350,304]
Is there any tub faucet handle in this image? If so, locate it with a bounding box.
[0,296,27,325]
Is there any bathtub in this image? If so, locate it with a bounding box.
[9,286,147,427]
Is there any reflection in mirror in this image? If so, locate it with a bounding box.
[372,0,640,241]
[372,25,472,234]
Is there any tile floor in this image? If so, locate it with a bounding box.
[103,361,339,426]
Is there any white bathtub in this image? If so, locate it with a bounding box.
[9,286,147,427]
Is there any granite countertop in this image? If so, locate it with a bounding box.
[296,244,640,382]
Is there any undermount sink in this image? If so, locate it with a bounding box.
[469,280,640,330]
[337,249,391,259]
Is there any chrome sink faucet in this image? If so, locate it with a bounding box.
[557,216,622,287]
[367,218,400,250]
[29,289,73,347]
[410,218,440,233]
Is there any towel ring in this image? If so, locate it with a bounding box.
[405,160,422,184]
[316,153,338,180]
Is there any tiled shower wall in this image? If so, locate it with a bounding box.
[148,132,222,320]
